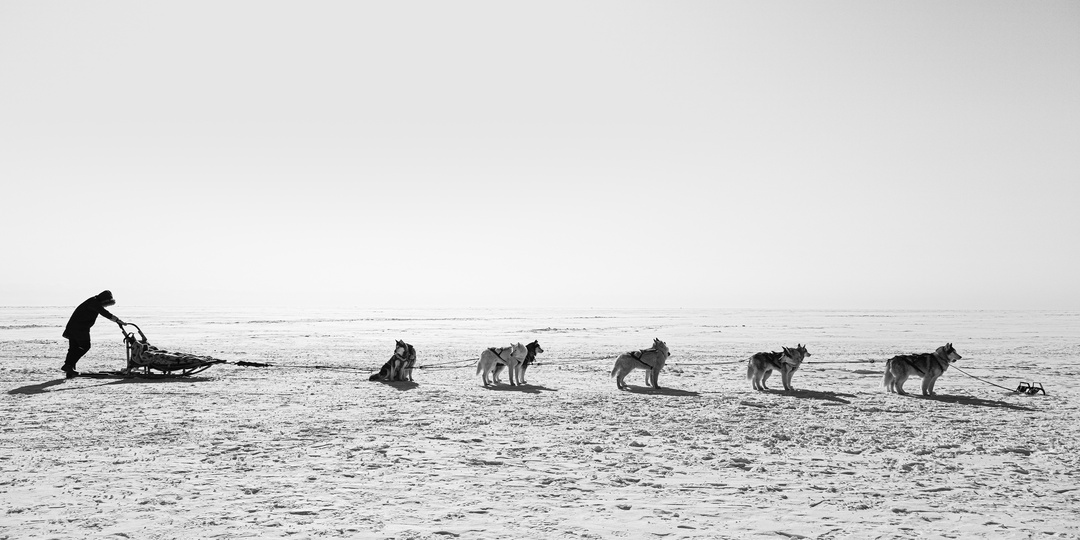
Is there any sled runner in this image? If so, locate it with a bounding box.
[121,323,225,377]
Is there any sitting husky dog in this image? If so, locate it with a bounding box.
[369,340,417,382]
[494,340,543,385]
[747,344,810,392]
[476,343,528,386]
[610,338,670,390]
[883,343,961,396]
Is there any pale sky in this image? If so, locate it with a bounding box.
[1,1,1077,309]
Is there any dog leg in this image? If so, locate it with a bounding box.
[760,369,772,390]
[652,369,661,390]
[479,360,493,387]
[894,374,908,395]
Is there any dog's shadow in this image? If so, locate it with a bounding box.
[915,393,1037,411]
[622,386,700,397]
[371,380,420,392]
[482,383,558,394]
[773,388,856,404]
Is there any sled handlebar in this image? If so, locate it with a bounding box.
[119,322,147,343]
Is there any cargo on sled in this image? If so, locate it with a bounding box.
[121,322,225,377]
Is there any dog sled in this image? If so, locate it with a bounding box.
[120,322,225,377]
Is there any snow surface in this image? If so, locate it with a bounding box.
[2,307,1078,539]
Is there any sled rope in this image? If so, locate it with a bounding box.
[233,362,380,372]
[668,360,744,366]
[415,358,477,369]
[416,363,473,370]
[951,364,1027,393]
[229,360,476,372]
[806,359,879,365]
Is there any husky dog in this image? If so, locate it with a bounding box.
[494,340,543,385]
[883,343,961,396]
[398,342,417,381]
[369,340,417,382]
[477,343,528,386]
[747,344,810,392]
[610,338,670,390]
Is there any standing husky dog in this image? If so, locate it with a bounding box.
[494,340,543,385]
[369,340,417,382]
[610,338,670,390]
[476,343,528,386]
[747,344,810,391]
[883,343,961,396]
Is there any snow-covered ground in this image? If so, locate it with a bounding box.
[2,307,1078,539]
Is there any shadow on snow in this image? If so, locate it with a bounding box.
[8,375,211,395]
[482,383,559,394]
[369,380,420,391]
[621,386,700,397]
[760,388,857,404]
[912,393,1038,411]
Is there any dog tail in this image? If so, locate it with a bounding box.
[476,360,483,375]
[746,360,753,380]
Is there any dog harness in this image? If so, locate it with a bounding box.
[763,351,785,370]
[897,354,946,377]
[630,349,656,368]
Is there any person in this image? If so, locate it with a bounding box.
[61,290,125,378]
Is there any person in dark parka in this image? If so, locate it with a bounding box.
[62,290,125,378]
